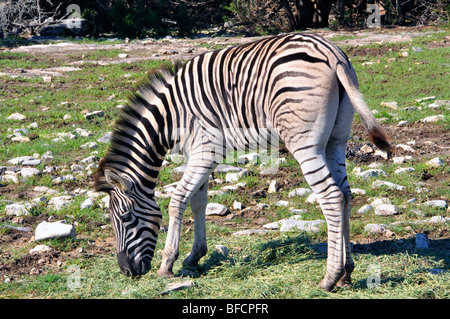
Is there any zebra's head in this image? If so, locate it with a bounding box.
[94,160,162,277]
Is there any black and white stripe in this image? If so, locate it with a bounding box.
[94,33,391,291]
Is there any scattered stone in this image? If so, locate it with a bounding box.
[237,152,259,164]
[355,169,388,179]
[280,219,325,233]
[288,188,312,197]
[351,188,366,196]
[161,280,193,295]
[267,180,277,193]
[357,204,373,214]
[205,203,229,216]
[29,245,52,254]
[214,245,228,257]
[370,197,393,207]
[421,115,444,123]
[233,201,242,210]
[232,229,269,236]
[225,173,239,183]
[396,144,415,153]
[256,203,269,210]
[395,167,415,174]
[97,132,112,143]
[416,96,436,103]
[374,149,389,159]
[80,155,98,164]
[397,120,408,127]
[1,172,19,184]
[5,203,29,216]
[380,101,398,109]
[415,233,430,249]
[306,193,318,204]
[426,157,444,167]
[364,223,388,234]
[8,156,35,165]
[118,53,129,58]
[374,204,400,216]
[424,200,447,209]
[80,198,95,210]
[274,200,289,207]
[63,114,72,120]
[48,196,73,210]
[11,136,30,143]
[20,167,41,179]
[34,220,76,241]
[372,180,405,191]
[360,144,374,153]
[22,159,41,166]
[7,113,26,121]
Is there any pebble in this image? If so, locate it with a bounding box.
[288,188,312,197]
[396,144,415,153]
[355,169,388,179]
[372,180,405,191]
[267,180,277,193]
[380,101,398,109]
[421,115,444,123]
[84,110,104,120]
[34,220,76,241]
[214,245,229,257]
[20,167,41,179]
[232,229,269,236]
[48,196,73,210]
[357,204,373,214]
[205,203,229,216]
[80,197,95,210]
[225,173,239,183]
[351,188,366,196]
[29,245,52,254]
[5,203,30,216]
[426,157,444,167]
[7,113,26,121]
[394,167,415,174]
[364,223,388,234]
[424,200,447,209]
[274,200,289,207]
[233,201,242,210]
[8,156,35,165]
[280,219,325,233]
[374,204,400,216]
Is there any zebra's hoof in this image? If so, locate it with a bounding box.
[157,268,174,278]
[318,279,335,292]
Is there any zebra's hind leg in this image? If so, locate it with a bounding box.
[182,179,209,268]
[157,160,216,278]
[293,150,346,292]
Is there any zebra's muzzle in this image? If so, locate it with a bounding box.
[117,250,152,277]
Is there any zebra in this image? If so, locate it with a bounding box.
[94,33,391,292]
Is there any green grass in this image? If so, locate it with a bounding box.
[0,28,449,299]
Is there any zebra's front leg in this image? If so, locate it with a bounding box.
[183,180,208,268]
[157,161,215,277]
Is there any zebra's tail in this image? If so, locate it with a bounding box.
[336,63,392,154]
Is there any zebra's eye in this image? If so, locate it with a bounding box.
[120,211,132,222]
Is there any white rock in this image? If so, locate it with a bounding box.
[395,167,415,174]
[20,167,41,179]
[233,201,242,210]
[34,220,76,241]
[288,188,312,197]
[80,198,95,210]
[7,113,26,121]
[396,144,415,153]
[267,180,277,193]
[48,196,73,210]
[351,188,366,196]
[11,136,30,143]
[84,110,104,120]
[360,144,374,153]
[160,280,193,295]
[118,53,129,58]
[280,219,325,233]
[232,229,269,236]
[29,245,52,254]
[80,155,98,164]
[365,223,387,234]
[63,114,72,120]
[80,142,98,149]
[274,200,289,207]
[306,193,318,204]
[372,180,405,191]
[374,204,400,216]
[5,203,30,216]
[426,157,444,167]
[237,152,259,164]
[1,172,19,184]
[374,149,389,159]
[214,245,229,257]
[370,198,393,207]
[397,120,408,127]
[205,203,229,216]
[8,156,35,165]
[225,173,239,183]
[422,115,444,123]
[22,159,41,166]
[357,204,373,214]
[355,169,388,179]
[424,200,447,209]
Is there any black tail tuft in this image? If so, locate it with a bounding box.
[369,126,392,155]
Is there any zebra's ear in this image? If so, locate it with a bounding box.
[104,169,131,192]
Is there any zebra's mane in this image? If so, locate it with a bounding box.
[94,61,183,193]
